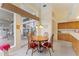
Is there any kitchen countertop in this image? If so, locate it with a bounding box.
[59,31,79,40]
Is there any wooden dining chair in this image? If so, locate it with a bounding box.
[42,34,54,56]
[50,34,54,52]
[26,32,38,56]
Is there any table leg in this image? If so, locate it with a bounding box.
[38,41,43,53]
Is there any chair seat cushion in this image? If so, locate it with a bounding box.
[0,43,10,51]
[42,42,52,48]
[30,42,38,49]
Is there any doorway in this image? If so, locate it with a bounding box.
[21,17,37,46]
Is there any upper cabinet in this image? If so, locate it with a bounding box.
[58,21,79,29]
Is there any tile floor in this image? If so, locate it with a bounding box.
[9,40,76,56]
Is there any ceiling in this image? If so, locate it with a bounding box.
[13,3,41,17]
[13,3,40,15]
[8,3,79,22]
[25,3,79,22]
[52,4,73,22]
[26,3,41,11]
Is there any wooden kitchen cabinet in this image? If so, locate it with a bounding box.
[72,39,79,55]
[58,21,79,29]
[58,33,72,42]
[58,33,79,55]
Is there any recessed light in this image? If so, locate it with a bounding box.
[76,16,79,19]
[43,4,47,7]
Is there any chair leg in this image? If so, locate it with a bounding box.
[48,48,51,56]
[26,48,29,54]
[31,49,34,56]
[31,49,37,56]
[51,45,54,53]
[51,47,54,53]
[43,48,47,53]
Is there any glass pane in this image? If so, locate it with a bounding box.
[0,9,14,47]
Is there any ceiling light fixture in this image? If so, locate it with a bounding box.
[76,16,79,19]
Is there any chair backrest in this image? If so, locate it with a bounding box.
[28,32,32,39]
[27,32,38,49]
[27,32,33,48]
[50,34,54,44]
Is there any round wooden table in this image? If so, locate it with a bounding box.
[32,36,48,41]
[32,36,48,52]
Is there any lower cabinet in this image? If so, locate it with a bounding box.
[58,33,72,42]
[72,39,79,55]
[58,33,79,55]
